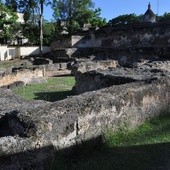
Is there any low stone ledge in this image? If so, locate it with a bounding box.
[71,60,119,75]
[73,66,170,94]
[0,68,44,87]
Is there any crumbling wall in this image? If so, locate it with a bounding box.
[44,63,71,76]
[79,23,170,50]
[51,37,71,50]
[72,60,170,94]
[0,68,44,87]
[51,23,170,59]
[0,62,72,87]
[0,76,169,169]
[71,60,119,75]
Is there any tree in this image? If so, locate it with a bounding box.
[5,0,18,12]
[107,14,142,26]
[21,23,39,45]
[89,8,106,27]
[18,0,38,23]
[43,20,55,45]
[21,20,55,46]
[18,0,51,56]
[52,0,106,35]
[0,3,18,44]
[158,12,170,22]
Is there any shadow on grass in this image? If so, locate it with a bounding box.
[0,136,169,170]
[52,74,72,77]
[52,140,170,170]
[52,113,170,170]
[34,90,74,102]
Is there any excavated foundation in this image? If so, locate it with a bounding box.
[0,59,169,169]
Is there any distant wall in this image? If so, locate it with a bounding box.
[0,46,50,61]
[92,24,170,49]
[51,23,170,58]
[76,23,170,49]
[51,38,71,50]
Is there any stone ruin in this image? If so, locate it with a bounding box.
[0,23,170,169]
[0,57,169,169]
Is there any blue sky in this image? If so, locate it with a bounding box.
[44,0,170,21]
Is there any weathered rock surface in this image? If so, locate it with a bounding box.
[0,75,169,169]
[0,58,169,169]
[0,62,72,88]
[1,81,25,89]
[73,65,170,94]
[0,67,45,87]
[71,60,118,75]
[136,60,170,72]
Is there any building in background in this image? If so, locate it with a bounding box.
[143,3,156,23]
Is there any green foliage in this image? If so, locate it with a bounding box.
[0,3,18,43]
[107,13,143,26]
[18,0,39,23]
[158,12,170,22]
[16,0,51,51]
[21,20,55,45]
[13,76,75,102]
[43,20,55,45]
[52,0,106,35]
[22,23,39,45]
[88,6,106,27]
[5,0,18,12]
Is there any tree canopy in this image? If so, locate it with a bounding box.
[52,0,106,35]
[5,0,18,12]
[0,3,18,44]
[107,14,143,26]
[158,12,170,22]
[0,0,106,46]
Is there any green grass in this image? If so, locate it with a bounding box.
[52,112,170,170]
[105,113,170,147]
[13,76,75,102]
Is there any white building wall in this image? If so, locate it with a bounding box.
[0,46,8,61]
[19,46,50,56]
[0,46,50,61]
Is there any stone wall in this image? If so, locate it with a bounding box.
[93,23,170,49]
[0,62,72,87]
[0,75,169,169]
[71,59,170,94]
[71,60,119,75]
[74,23,170,50]
[43,63,71,77]
[73,67,170,94]
[0,68,44,87]
[51,23,170,59]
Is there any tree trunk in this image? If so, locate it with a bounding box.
[39,0,43,57]
[68,0,73,35]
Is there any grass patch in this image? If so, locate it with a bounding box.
[105,113,170,147]
[52,112,170,170]
[13,76,75,102]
